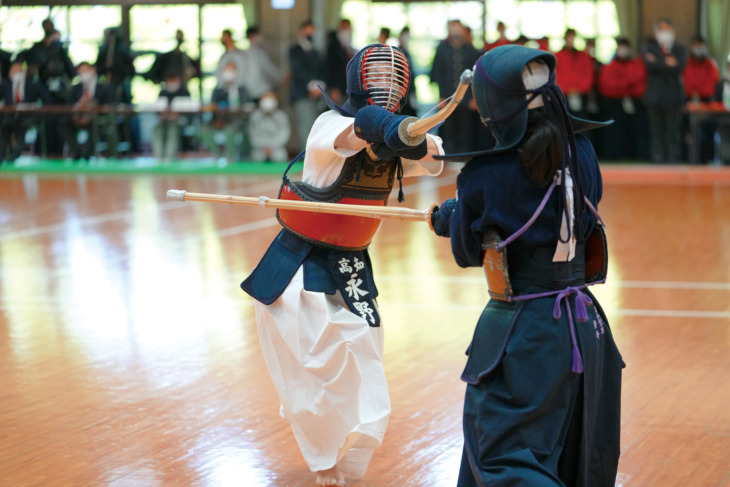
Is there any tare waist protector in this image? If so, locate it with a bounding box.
[482,223,608,301]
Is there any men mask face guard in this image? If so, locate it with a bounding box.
[321,44,411,117]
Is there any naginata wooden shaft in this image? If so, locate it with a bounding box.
[166,190,430,222]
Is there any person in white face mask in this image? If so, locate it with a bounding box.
[59,62,115,160]
[325,19,354,107]
[0,59,50,164]
[681,35,721,163]
[202,61,249,163]
[248,91,290,162]
[152,71,191,162]
[640,17,688,163]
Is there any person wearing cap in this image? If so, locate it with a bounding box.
[429,44,623,486]
[241,44,444,486]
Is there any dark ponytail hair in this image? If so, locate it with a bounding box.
[518,108,562,187]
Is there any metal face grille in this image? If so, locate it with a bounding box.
[360,45,410,113]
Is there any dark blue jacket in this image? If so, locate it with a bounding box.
[450,135,602,268]
[0,77,51,105]
[640,38,687,107]
[69,81,113,105]
[288,42,324,103]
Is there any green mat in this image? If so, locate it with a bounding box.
[0,157,301,175]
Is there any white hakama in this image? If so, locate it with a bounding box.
[254,267,389,477]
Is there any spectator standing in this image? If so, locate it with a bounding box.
[25,19,75,103]
[0,60,50,163]
[146,29,199,87]
[584,37,607,156]
[241,26,282,102]
[398,26,418,116]
[214,29,247,91]
[641,18,687,164]
[24,19,76,155]
[288,20,326,152]
[152,72,191,162]
[59,62,114,160]
[486,21,511,51]
[714,63,730,164]
[597,38,649,160]
[201,61,247,162]
[0,45,11,81]
[429,20,483,153]
[325,19,355,107]
[554,29,595,120]
[377,27,391,45]
[96,27,135,104]
[248,91,290,162]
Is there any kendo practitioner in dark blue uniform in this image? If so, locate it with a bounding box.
[430,45,624,487]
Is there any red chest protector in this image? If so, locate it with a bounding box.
[277,150,400,251]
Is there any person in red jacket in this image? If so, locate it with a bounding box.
[597,37,650,160]
[486,21,511,51]
[683,36,720,102]
[682,35,720,162]
[554,29,595,118]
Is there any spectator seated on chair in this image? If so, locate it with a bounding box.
[0,60,50,164]
[59,62,115,160]
[152,72,190,162]
[249,91,290,162]
[201,61,248,162]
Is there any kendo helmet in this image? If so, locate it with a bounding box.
[322,43,411,117]
[471,44,609,153]
[436,44,609,161]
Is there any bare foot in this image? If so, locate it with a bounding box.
[315,466,345,486]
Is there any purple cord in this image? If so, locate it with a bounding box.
[510,285,595,374]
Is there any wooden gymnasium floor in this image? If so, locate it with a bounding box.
[1,163,730,487]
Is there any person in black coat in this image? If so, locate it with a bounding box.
[96,27,135,104]
[24,19,76,155]
[0,46,12,81]
[429,20,485,153]
[640,18,687,163]
[59,62,114,160]
[0,60,51,163]
[325,19,354,107]
[288,19,326,152]
[398,26,418,117]
[145,29,199,87]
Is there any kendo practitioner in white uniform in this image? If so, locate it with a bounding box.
[242,44,444,486]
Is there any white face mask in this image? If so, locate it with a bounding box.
[691,46,708,59]
[655,30,675,48]
[222,70,236,82]
[337,29,352,47]
[259,96,278,112]
[79,72,96,85]
[616,46,631,60]
[166,82,181,92]
[10,71,24,83]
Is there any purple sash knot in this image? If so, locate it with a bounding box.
[552,286,592,373]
